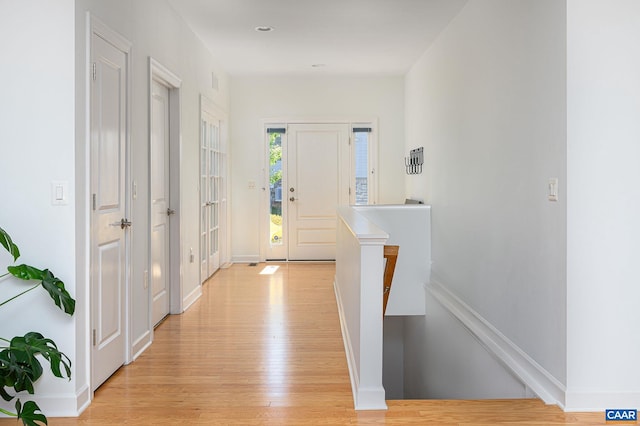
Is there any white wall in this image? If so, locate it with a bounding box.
[403,0,567,400]
[2,0,229,417]
[230,76,405,260]
[0,0,79,415]
[566,0,640,410]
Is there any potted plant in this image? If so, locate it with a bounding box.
[0,226,75,426]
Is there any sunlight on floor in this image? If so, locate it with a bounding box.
[260,265,280,275]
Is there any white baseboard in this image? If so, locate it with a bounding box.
[333,278,359,409]
[231,255,260,263]
[427,280,566,407]
[131,330,152,361]
[0,384,92,418]
[565,390,640,412]
[182,285,202,312]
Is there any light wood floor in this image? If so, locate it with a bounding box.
[2,263,605,425]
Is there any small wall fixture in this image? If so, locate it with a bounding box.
[405,147,424,175]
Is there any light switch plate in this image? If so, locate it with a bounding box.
[548,178,558,202]
[51,181,69,205]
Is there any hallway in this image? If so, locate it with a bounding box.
[3,263,603,425]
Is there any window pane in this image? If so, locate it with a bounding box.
[269,133,283,246]
[354,132,369,205]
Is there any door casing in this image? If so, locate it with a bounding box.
[260,118,378,261]
[149,58,182,319]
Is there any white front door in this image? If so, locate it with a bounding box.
[287,123,350,260]
[150,79,171,326]
[90,29,129,390]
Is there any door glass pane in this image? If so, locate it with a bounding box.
[354,131,369,205]
[269,132,283,246]
[201,232,206,261]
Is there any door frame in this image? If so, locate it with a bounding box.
[259,117,379,261]
[88,14,133,390]
[149,58,183,318]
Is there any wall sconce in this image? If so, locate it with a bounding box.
[405,147,423,175]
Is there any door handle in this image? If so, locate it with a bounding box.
[289,197,295,202]
[167,208,176,216]
[290,187,295,192]
[111,219,132,229]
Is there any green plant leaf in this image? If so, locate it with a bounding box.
[0,333,71,399]
[0,227,20,261]
[0,347,41,395]
[6,266,75,315]
[0,385,15,402]
[11,333,72,381]
[16,400,47,426]
[7,265,44,281]
[40,270,75,316]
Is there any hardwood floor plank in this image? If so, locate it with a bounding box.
[0,263,607,424]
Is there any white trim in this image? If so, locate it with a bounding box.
[564,390,640,412]
[427,279,566,407]
[131,330,153,361]
[76,384,92,415]
[90,15,132,52]
[20,385,91,417]
[150,57,181,88]
[182,285,203,312]
[231,255,261,264]
[334,277,359,409]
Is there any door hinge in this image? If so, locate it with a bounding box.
[349,136,352,146]
[92,329,97,346]
[92,193,96,211]
[349,187,352,196]
[91,62,97,81]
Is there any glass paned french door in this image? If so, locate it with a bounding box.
[201,115,222,280]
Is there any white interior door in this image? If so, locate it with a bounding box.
[287,123,350,260]
[90,30,129,390]
[150,79,171,326]
[200,110,223,281]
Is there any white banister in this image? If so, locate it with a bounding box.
[335,206,389,410]
[335,204,432,410]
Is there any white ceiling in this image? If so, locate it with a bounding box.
[167,0,468,76]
